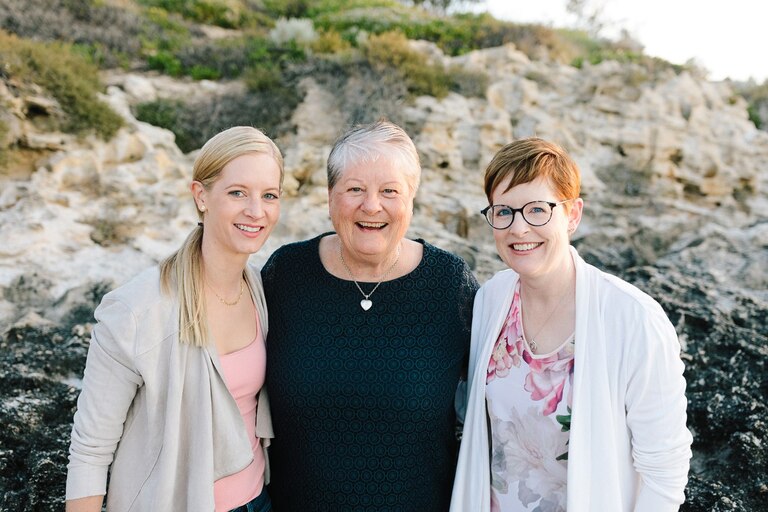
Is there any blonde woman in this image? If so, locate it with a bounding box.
[65,126,283,512]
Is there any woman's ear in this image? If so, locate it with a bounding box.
[191,181,206,212]
[568,197,584,233]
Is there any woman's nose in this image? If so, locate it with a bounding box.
[506,212,530,234]
[245,198,264,218]
[361,192,382,213]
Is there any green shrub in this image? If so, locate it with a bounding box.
[560,28,683,78]
[736,79,768,130]
[152,34,305,81]
[364,31,450,98]
[310,29,352,54]
[0,118,9,165]
[136,0,258,29]
[244,64,283,92]
[312,9,573,61]
[135,87,301,152]
[312,4,423,41]
[135,99,198,152]
[189,65,221,80]
[141,6,194,54]
[71,41,132,69]
[447,65,488,98]
[190,0,237,28]
[262,0,311,18]
[0,0,145,68]
[240,37,307,88]
[0,31,123,138]
[298,0,400,18]
[401,13,513,55]
[747,105,763,129]
[285,55,408,127]
[175,37,251,79]
[147,50,184,75]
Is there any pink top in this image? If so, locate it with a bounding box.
[485,281,575,512]
[213,323,267,512]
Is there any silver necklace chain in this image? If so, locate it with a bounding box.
[522,284,571,353]
[339,243,401,311]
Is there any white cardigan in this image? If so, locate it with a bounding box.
[451,247,692,512]
[66,265,273,511]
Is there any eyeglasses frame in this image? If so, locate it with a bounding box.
[480,199,575,230]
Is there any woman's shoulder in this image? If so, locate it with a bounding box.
[481,268,519,291]
[265,233,327,266]
[92,266,175,357]
[580,262,674,341]
[419,239,471,271]
[261,233,330,286]
[572,247,663,314]
[419,240,479,288]
[589,266,666,316]
[101,266,165,312]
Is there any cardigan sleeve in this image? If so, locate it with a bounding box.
[624,302,693,511]
[66,297,144,500]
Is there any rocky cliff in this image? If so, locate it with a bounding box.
[1,41,767,510]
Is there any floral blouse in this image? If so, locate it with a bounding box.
[485,282,575,512]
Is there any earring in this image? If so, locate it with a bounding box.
[199,205,206,212]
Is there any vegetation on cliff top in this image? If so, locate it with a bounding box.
[0,0,763,152]
[0,31,124,139]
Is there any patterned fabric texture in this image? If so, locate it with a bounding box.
[485,283,574,512]
[262,233,478,511]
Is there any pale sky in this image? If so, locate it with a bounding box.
[469,0,767,83]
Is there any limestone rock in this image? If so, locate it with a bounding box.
[2,40,768,511]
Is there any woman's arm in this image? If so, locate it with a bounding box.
[66,297,143,502]
[625,305,693,511]
[65,495,104,512]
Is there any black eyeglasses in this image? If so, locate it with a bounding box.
[480,199,574,229]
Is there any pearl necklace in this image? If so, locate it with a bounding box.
[339,243,401,311]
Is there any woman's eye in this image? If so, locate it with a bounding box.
[496,207,513,217]
[382,188,398,196]
[264,192,279,200]
[229,190,245,198]
[349,187,363,193]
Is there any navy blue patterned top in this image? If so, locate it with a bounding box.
[262,233,479,512]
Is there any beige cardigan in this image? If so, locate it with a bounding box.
[66,265,273,511]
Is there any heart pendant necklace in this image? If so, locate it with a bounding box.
[339,241,401,311]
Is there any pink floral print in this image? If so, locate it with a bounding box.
[487,287,524,383]
[523,349,574,416]
[485,283,575,511]
[487,286,575,415]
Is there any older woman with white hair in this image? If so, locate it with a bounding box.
[262,120,479,511]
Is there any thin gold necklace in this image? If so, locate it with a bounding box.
[339,243,401,311]
[209,279,245,306]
